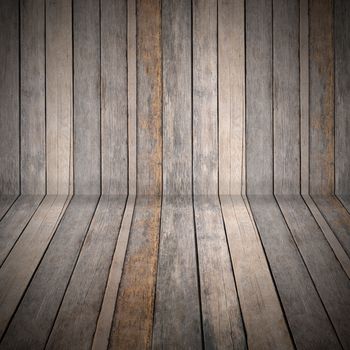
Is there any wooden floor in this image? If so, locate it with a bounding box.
[0,194,349,350]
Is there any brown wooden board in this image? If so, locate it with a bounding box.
[0,196,18,221]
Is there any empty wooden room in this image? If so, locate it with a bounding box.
[0,0,349,349]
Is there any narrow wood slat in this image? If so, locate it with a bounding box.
[152,196,202,348]
[248,195,342,349]
[0,195,70,339]
[221,195,293,349]
[0,195,18,221]
[0,195,98,349]
[108,196,161,349]
[20,0,46,194]
[337,195,350,213]
[194,196,246,349]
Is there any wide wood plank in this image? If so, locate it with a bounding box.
[20,0,46,194]
[152,196,202,348]
[0,0,19,195]
[0,195,98,349]
[194,196,246,349]
[108,196,161,349]
[221,195,293,349]
[0,195,18,221]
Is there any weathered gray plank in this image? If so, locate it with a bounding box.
[273,0,300,195]
[338,195,350,213]
[194,196,246,349]
[0,195,98,349]
[137,0,162,196]
[74,0,100,194]
[46,0,73,195]
[101,0,128,195]
[152,196,202,349]
[277,195,350,348]
[109,196,161,349]
[0,0,19,195]
[20,0,46,194]
[193,0,218,195]
[248,196,342,349]
[309,0,334,195]
[221,195,293,349]
[0,195,19,222]
[162,0,192,195]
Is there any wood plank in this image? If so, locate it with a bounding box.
[248,195,342,349]
[337,195,350,213]
[162,0,192,195]
[20,0,46,194]
[0,194,70,339]
[136,0,162,196]
[46,0,73,195]
[193,0,218,195]
[0,195,19,221]
[194,196,246,349]
[218,0,245,195]
[0,195,98,349]
[92,195,135,350]
[221,195,293,349]
[0,0,19,195]
[335,0,350,195]
[74,0,100,194]
[101,0,128,195]
[277,195,350,348]
[45,195,126,349]
[309,0,334,195]
[0,195,43,265]
[273,0,300,195]
[109,196,161,349]
[152,196,202,348]
[246,0,273,195]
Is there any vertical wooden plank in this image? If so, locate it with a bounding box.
[309,0,334,195]
[162,0,192,195]
[137,0,162,196]
[246,0,273,195]
[273,0,300,195]
[101,0,128,195]
[74,0,100,194]
[46,0,73,195]
[218,0,245,195]
[20,0,45,194]
[0,0,19,195]
[335,0,350,195]
[193,0,218,195]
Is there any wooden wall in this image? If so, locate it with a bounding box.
[0,0,349,196]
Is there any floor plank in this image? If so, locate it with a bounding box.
[337,195,350,213]
[194,196,246,349]
[220,195,293,349]
[0,195,97,349]
[108,196,161,349]
[248,195,341,349]
[152,196,202,349]
[277,195,350,348]
[0,195,18,221]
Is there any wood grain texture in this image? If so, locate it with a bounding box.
[136,0,162,196]
[101,0,128,195]
[0,195,98,349]
[46,0,73,195]
[193,0,218,195]
[0,0,19,195]
[277,195,350,348]
[309,0,334,195]
[109,196,161,349]
[20,0,46,194]
[0,194,69,339]
[74,0,100,194]
[273,0,300,195]
[218,0,245,195]
[221,195,293,349]
[248,195,342,349]
[194,196,246,349]
[246,0,273,195]
[335,0,350,195]
[162,0,192,195]
[338,195,350,213]
[152,196,202,349]
[0,195,18,221]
